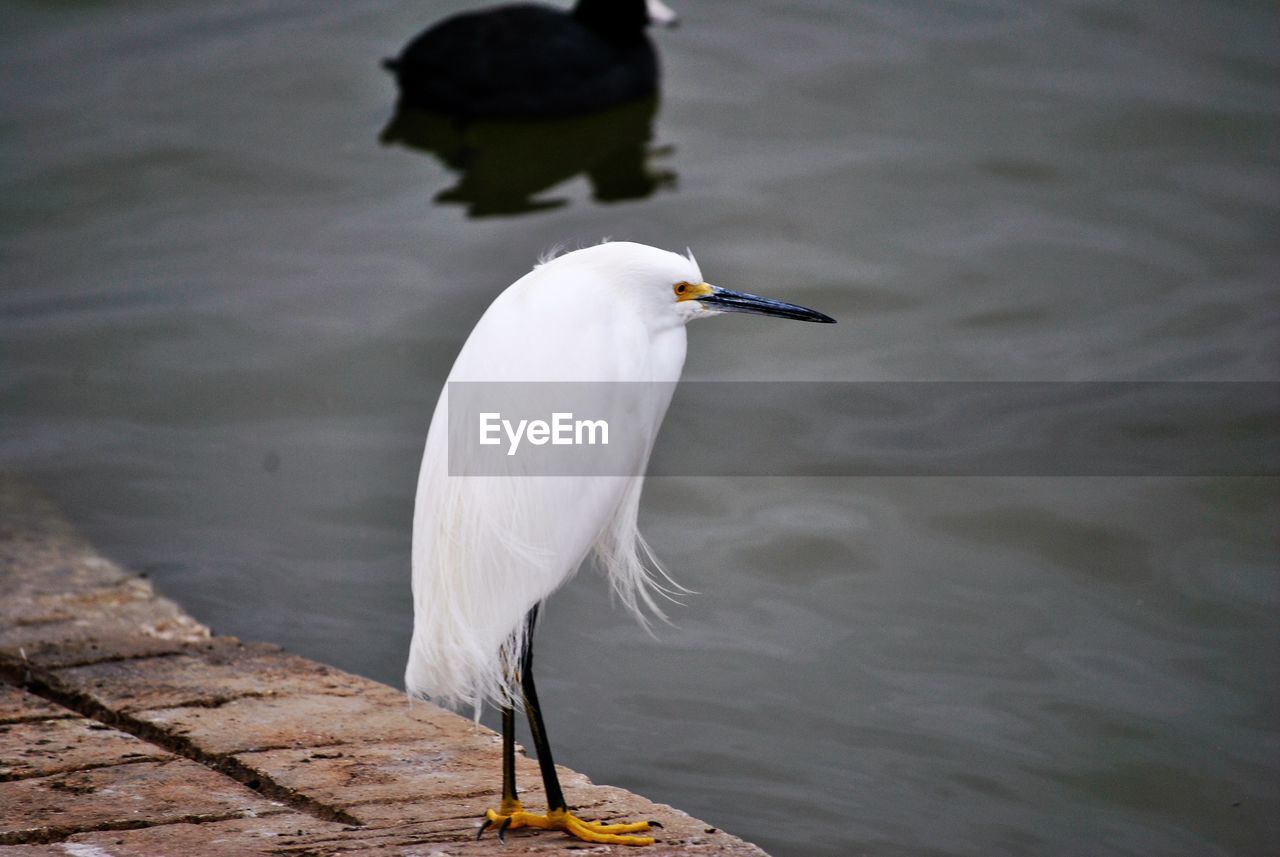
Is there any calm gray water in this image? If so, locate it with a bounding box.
[3,1,1278,854]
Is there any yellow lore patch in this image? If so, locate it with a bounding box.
[674,281,713,301]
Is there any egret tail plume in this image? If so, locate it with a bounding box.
[592,475,692,634]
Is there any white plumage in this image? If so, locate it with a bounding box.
[404,241,832,844]
[407,242,700,711]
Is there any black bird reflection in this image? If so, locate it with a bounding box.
[379,97,675,218]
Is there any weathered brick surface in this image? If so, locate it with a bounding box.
[0,588,208,652]
[52,641,352,713]
[0,758,291,845]
[2,634,199,672]
[0,685,73,724]
[133,690,456,756]
[1,813,751,857]
[0,478,768,855]
[0,716,171,780]
[0,482,208,658]
[62,814,349,856]
[235,736,519,810]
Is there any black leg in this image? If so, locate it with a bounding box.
[478,672,520,840]
[520,606,568,812]
[478,606,655,845]
[501,700,518,807]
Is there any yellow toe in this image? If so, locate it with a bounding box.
[562,811,655,845]
[572,817,654,835]
[480,806,655,846]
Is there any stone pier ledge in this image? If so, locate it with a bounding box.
[0,479,766,856]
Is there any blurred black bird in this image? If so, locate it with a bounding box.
[383,0,678,120]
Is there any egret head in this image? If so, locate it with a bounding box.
[672,276,836,325]
[560,241,836,327]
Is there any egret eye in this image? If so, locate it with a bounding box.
[674,282,688,296]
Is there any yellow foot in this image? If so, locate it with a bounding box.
[479,801,656,846]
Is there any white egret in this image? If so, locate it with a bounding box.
[408,241,834,845]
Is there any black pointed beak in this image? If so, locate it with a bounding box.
[695,286,836,323]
